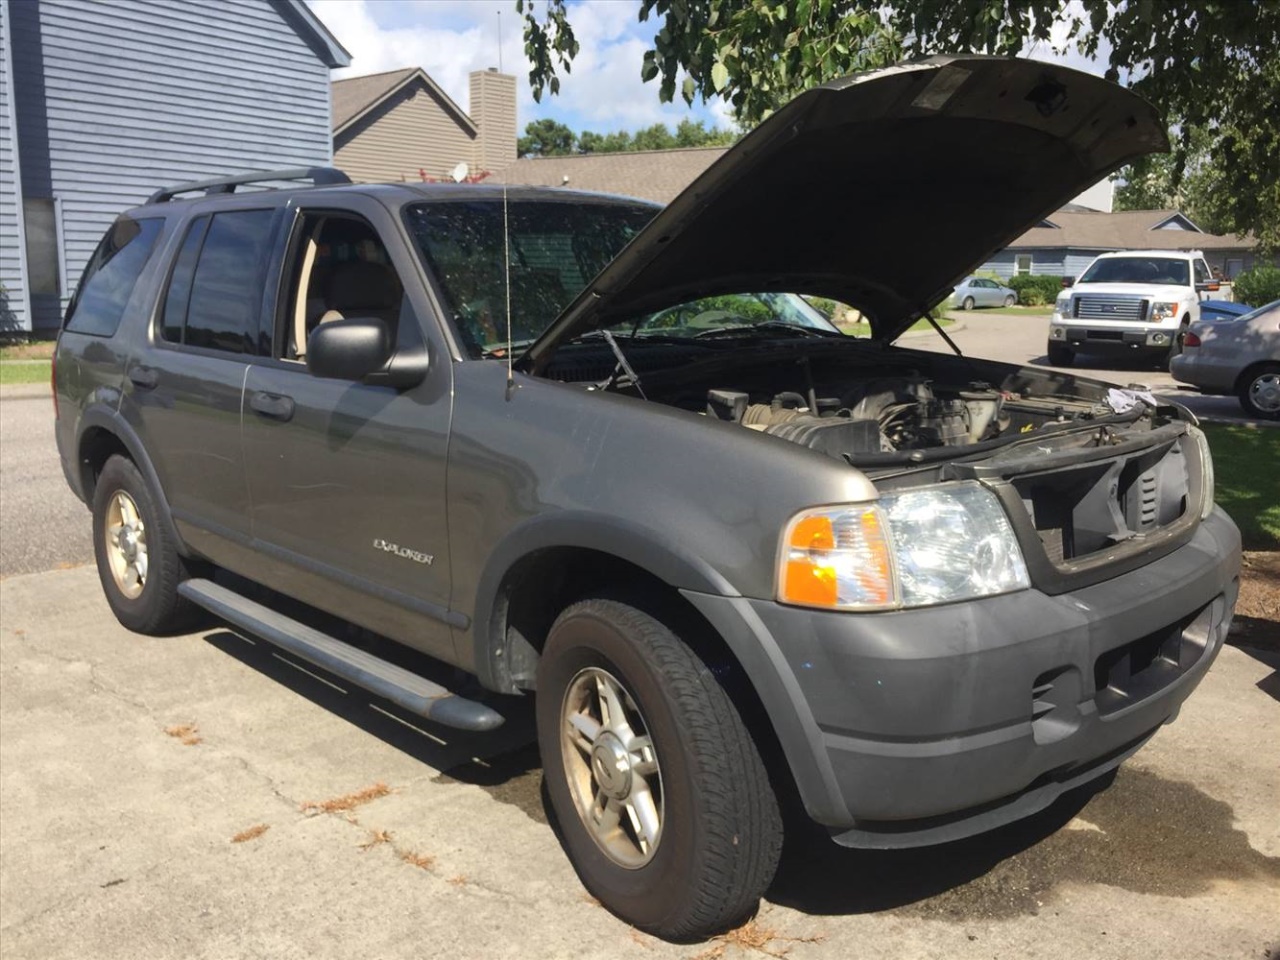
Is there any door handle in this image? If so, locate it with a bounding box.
[249,391,295,422]
[128,366,159,390]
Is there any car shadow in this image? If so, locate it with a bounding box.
[766,775,1105,916]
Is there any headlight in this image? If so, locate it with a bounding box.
[779,482,1030,611]
[1151,301,1179,322]
[1189,426,1215,519]
[1055,294,1071,314]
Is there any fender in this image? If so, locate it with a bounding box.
[469,510,740,690]
[75,404,191,558]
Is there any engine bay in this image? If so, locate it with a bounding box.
[567,339,1170,467]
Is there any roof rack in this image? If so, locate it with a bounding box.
[147,167,352,205]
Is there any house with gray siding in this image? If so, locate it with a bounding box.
[0,0,349,334]
[332,66,517,184]
[976,209,1274,281]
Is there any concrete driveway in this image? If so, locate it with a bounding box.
[2,369,1278,960]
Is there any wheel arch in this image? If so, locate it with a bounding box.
[1233,358,1280,393]
[75,407,191,557]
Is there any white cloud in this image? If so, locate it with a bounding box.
[305,0,732,135]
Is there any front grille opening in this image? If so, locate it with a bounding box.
[1014,440,1190,566]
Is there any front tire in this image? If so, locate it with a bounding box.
[537,596,782,940]
[1003,294,1016,307]
[1238,363,1280,420]
[92,455,202,634]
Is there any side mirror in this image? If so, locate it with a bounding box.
[307,318,393,381]
[1196,281,1220,293]
[1061,276,1075,288]
[307,317,430,390]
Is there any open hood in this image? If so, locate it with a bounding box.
[522,55,1166,372]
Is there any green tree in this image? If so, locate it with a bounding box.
[519,0,1280,251]
[517,118,577,157]
[631,123,678,151]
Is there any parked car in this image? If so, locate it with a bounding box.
[1171,299,1280,420]
[54,57,1240,940]
[951,275,1017,309]
[1048,249,1221,368]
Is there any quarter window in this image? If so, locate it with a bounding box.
[64,217,164,337]
[161,209,275,354]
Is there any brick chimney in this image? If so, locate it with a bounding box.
[469,68,517,174]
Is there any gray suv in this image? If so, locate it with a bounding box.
[55,57,1240,939]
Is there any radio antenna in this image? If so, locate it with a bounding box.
[502,178,514,395]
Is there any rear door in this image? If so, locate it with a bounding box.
[238,194,457,662]
[121,202,283,566]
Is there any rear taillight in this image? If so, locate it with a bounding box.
[1184,332,1202,348]
[50,350,58,419]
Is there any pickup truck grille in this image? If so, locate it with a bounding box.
[1073,296,1148,321]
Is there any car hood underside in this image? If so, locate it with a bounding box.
[523,55,1167,373]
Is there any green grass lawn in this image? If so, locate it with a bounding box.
[1202,424,1280,550]
[944,306,1052,319]
[834,316,953,337]
[0,359,52,386]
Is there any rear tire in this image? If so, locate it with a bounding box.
[92,455,202,634]
[536,595,782,940]
[1047,343,1074,366]
[961,296,975,311]
[1237,363,1280,420]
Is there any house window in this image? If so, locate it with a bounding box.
[1225,258,1244,279]
[1015,254,1033,275]
[23,198,62,296]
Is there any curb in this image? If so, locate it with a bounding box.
[0,383,50,400]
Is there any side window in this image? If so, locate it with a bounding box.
[279,213,405,361]
[161,216,209,344]
[1194,259,1210,285]
[161,209,275,354]
[64,217,163,336]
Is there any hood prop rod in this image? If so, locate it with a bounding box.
[926,312,964,357]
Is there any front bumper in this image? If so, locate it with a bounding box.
[1050,320,1177,353]
[683,508,1240,848]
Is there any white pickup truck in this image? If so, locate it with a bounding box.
[1048,249,1220,368]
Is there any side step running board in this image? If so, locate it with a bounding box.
[178,578,503,732]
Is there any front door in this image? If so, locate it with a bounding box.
[238,197,457,661]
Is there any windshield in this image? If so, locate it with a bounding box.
[623,293,840,339]
[1080,256,1190,286]
[405,199,657,358]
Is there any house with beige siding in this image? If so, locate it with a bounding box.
[332,66,516,183]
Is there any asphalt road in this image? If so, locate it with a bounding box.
[1,340,1277,960]
[0,389,93,577]
[925,310,1264,424]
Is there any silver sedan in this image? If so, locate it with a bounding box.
[950,275,1018,309]
[1170,299,1280,420]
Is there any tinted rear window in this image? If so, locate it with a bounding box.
[162,209,275,354]
[404,199,655,357]
[64,217,164,336]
